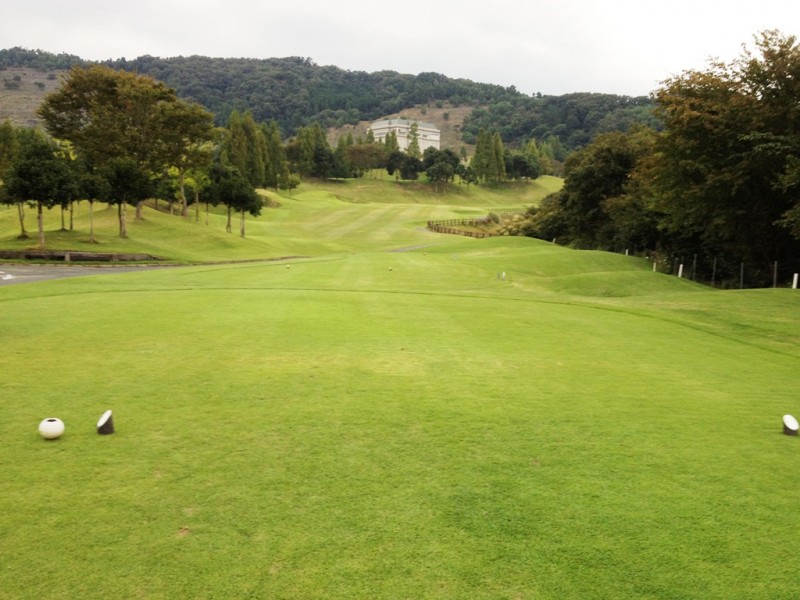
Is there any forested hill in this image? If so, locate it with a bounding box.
[1,47,658,151]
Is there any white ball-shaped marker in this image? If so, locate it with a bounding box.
[39,417,65,440]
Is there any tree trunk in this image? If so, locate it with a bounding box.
[118,203,128,238]
[205,201,209,226]
[195,190,200,222]
[240,209,246,238]
[180,169,188,217]
[88,200,96,243]
[16,203,28,238]
[226,206,232,233]
[135,200,144,221]
[60,205,66,230]
[37,201,45,248]
[69,201,74,231]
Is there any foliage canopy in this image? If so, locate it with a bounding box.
[521,30,800,287]
[1,47,655,153]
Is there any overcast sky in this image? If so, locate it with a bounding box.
[4,0,798,96]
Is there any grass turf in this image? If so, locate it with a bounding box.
[1,177,799,599]
[0,176,564,262]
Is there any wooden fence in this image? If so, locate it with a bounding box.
[426,217,495,239]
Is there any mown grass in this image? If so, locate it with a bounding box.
[0,176,562,262]
[1,177,799,599]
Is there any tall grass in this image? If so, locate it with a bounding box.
[1,178,799,599]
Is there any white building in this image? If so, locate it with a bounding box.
[370,119,440,152]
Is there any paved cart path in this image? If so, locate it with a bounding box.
[0,264,172,286]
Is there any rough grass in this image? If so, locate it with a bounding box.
[1,180,799,599]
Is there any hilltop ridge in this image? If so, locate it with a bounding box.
[1,47,658,153]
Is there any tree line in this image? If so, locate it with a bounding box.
[2,31,798,289]
[513,31,800,288]
[216,108,553,189]
[0,63,551,247]
[0,48,655,154]
[0,65,263,245]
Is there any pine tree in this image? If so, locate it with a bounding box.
[407,122,421,159]
[295,123,337,179]
[224,111,246,175]
[224,110,266,187]
[384,130,400,154]
[491,132,506,182]
[471,129,492,182]
[527,137,551,175]
[335,133,354,177]
[262,120,290,190]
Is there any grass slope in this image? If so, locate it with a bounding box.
[1,179,799,599]
[0,176,563,261]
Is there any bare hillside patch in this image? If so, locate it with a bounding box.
[0,67,64,125]
[328,102,475,152]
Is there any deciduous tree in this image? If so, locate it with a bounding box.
[4,133,78,247]
[347,143,386,177]
[524,127,658,249]
[0,120,27,237]
[39,65,214,236]
[423,147,460,191]
[99,157,155,238]
[159,101,215,216]
[205,163,262,236]
[651,30,800,283]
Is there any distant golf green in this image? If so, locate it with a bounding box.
[1,177,799,599]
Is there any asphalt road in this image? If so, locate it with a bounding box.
[0,263,168,286]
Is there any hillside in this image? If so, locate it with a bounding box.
[0,47,657,152]
[328,103,475,151]
[0,66,62,126]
